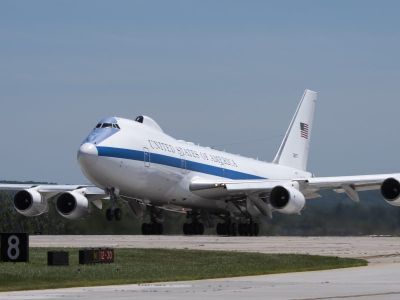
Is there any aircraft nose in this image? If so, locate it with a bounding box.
[77,143,98,166]
[79,143,98,156]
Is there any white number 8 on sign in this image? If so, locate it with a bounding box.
[7,235,20,260]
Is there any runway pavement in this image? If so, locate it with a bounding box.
[30,235,400,263]
[2,236,400,299]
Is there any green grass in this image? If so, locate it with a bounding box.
[0,248,367,292]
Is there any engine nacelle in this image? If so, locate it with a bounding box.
[269,185,306,214]
[13,189,48,217]
[56,191,89,219]
[381,177,400,206]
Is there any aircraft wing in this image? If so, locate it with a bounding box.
[190,173,400,202]
[305,174,396,192]
[0,184,106,197]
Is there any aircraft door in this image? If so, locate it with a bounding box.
[180,152,188,174]
[143,147,150,167]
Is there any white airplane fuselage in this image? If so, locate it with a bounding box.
[78,116,311,213]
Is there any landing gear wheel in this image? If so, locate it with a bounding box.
[238,223,246,236]
[252,223,259,236]
[230,223,237,236]
[237,222,260,236]
[105,208,122,221]
[141,223,149,235]
[196,223,205,235]
[114,208,122,221]
[216,222,237,236]
[152,222,163,235]
[183,223,190,235]
[216,223,223,235]
[106,208,113,221]
[183,222,204,235]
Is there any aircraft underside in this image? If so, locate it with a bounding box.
[116,191,262,236]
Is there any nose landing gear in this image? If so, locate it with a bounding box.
[105,188,123,221]
[106,207,122,221]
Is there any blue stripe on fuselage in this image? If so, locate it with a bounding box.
[96,146,265,180]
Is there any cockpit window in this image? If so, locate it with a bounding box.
[94,120,120,130]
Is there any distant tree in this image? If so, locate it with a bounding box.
[1,182,400,235]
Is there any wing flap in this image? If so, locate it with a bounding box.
[190,179,289,199]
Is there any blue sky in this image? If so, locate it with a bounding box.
[1,0,400,183]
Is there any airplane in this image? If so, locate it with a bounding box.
[2,89,400,236]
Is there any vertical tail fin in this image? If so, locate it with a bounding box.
[273,89,317,171]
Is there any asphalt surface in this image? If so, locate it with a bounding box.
[2,236,400,300]
[30,235,400,264]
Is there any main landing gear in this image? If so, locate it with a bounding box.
[216,220,259,236]
[141,206,164,235]
[183,222,204,235]
[105,188,122,221]
[183,211,205,235]
[238,222,259,236]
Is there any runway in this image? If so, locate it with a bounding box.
[30,235,400,264]
[2,236,400,299]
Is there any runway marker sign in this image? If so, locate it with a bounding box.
[0,233,29,262]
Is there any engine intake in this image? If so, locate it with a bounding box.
[381,177,400,206]
[56,191,89,219]
[270,186,290,209]
[13,189,48,217]
[270,185,305,214]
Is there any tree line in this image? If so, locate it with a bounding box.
[1,182,400,235]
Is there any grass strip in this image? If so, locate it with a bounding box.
[0,248,367,291]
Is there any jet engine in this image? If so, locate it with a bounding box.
[56,191,89,219]
[381,177,400,206]
[269,185,306,214]
[13,189,48,217]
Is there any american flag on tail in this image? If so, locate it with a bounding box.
[300,122,309,139]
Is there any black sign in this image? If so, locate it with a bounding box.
[0,233,29,262]
[48,251,69,266]
[79,248,114,264]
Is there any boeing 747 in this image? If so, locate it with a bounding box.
[2,90,400,236]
